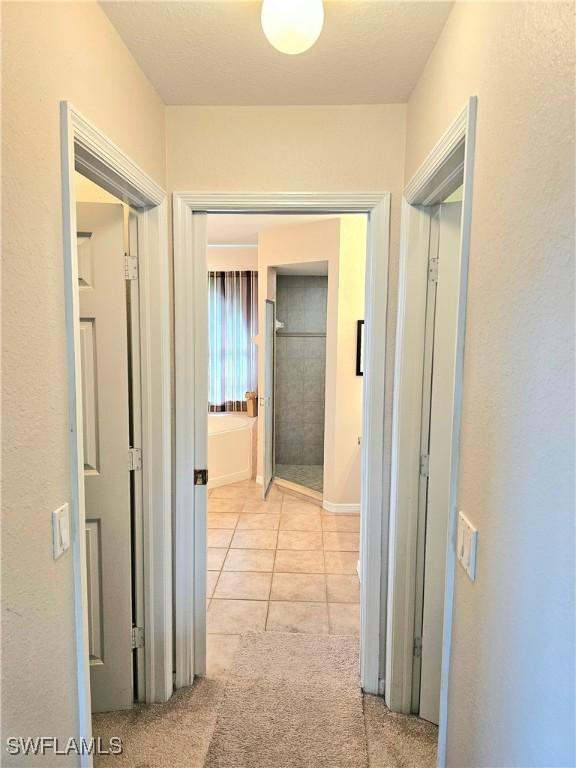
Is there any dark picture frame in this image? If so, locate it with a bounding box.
[356,320,364,376]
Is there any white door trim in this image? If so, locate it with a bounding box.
[60,102,172,762]
[173,192,391,695]
[386,98,477,765]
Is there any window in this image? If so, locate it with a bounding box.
[208,271,258,411]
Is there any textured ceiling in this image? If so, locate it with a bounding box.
[101,1,453,105]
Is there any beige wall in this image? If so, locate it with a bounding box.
[405,3,575,766]
[166,105,406,194]
[325,215,367,507]
[207,245,258,271]
[257,217,366,508]
[2,2,165,763]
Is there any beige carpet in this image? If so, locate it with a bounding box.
[204,632,368,768]
[364,694,438,768]
[93,632,437,768]
[93,678,225,768]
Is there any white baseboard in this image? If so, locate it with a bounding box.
[255,475,263,486]
[322,500,360,514]
[208,468,252,489]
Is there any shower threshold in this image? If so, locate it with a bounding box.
[275,464,323,495]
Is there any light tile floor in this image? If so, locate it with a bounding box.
[206,479,360,677]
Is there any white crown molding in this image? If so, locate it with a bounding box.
[174,191,388,213]
[404,99,476,205]
[69,104,165,209]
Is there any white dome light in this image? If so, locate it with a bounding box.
[261,0,325,55]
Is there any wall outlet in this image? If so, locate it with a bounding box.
[52,503,70,560]
[456,511,477,581]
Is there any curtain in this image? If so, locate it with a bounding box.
[208,270,258,412]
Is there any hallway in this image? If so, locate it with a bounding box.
[4,3,573,766]
[93,641,437,768]
[92,480,437,767]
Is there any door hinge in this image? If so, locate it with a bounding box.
[419,454,429,477]
[124,253,138,281]
[128,447,142,471]
[428,258,439,283]
[413,637,422,658]
[131,626,145,650]
[194,469,208,486]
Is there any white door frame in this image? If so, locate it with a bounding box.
[60,103,173,760]
[263,298,276,498]
[385,98,477,765]
[173,192,390,695]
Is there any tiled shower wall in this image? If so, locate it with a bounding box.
[275,275,328,465]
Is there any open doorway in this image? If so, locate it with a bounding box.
[173,194,390,696]
[202,214,367,677]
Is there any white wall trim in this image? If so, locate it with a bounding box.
[173,191,390,697]
[60,103,172,762]
[174,192,386,212]
[403,104,468,206]
[322,500,360,514]
[386,97,477,767]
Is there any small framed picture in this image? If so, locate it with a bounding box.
[356,320,364,376]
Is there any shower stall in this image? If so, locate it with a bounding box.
[274,271,328,494]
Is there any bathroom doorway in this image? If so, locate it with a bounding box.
[174,194,391,696]
[201,215,366,678]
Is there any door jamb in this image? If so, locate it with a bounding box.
[60,102,173,761]
[263,298,276,499]
[173,192,391,695]
[385,98,477,765]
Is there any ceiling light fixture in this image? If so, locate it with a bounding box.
[261,0,324,55]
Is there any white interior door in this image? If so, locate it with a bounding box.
[419,201,463,725]
[77,202,133,713]
[411,206,440,712]
[263,299,275,497]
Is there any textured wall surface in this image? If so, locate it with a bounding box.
[2,2,165,763]
[405,3,575,766]
[275,276,328,466]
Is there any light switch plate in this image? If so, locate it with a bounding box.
[456,511,477,581]
[52,503,70,560]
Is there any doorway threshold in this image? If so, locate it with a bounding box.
[273,477,323,505]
